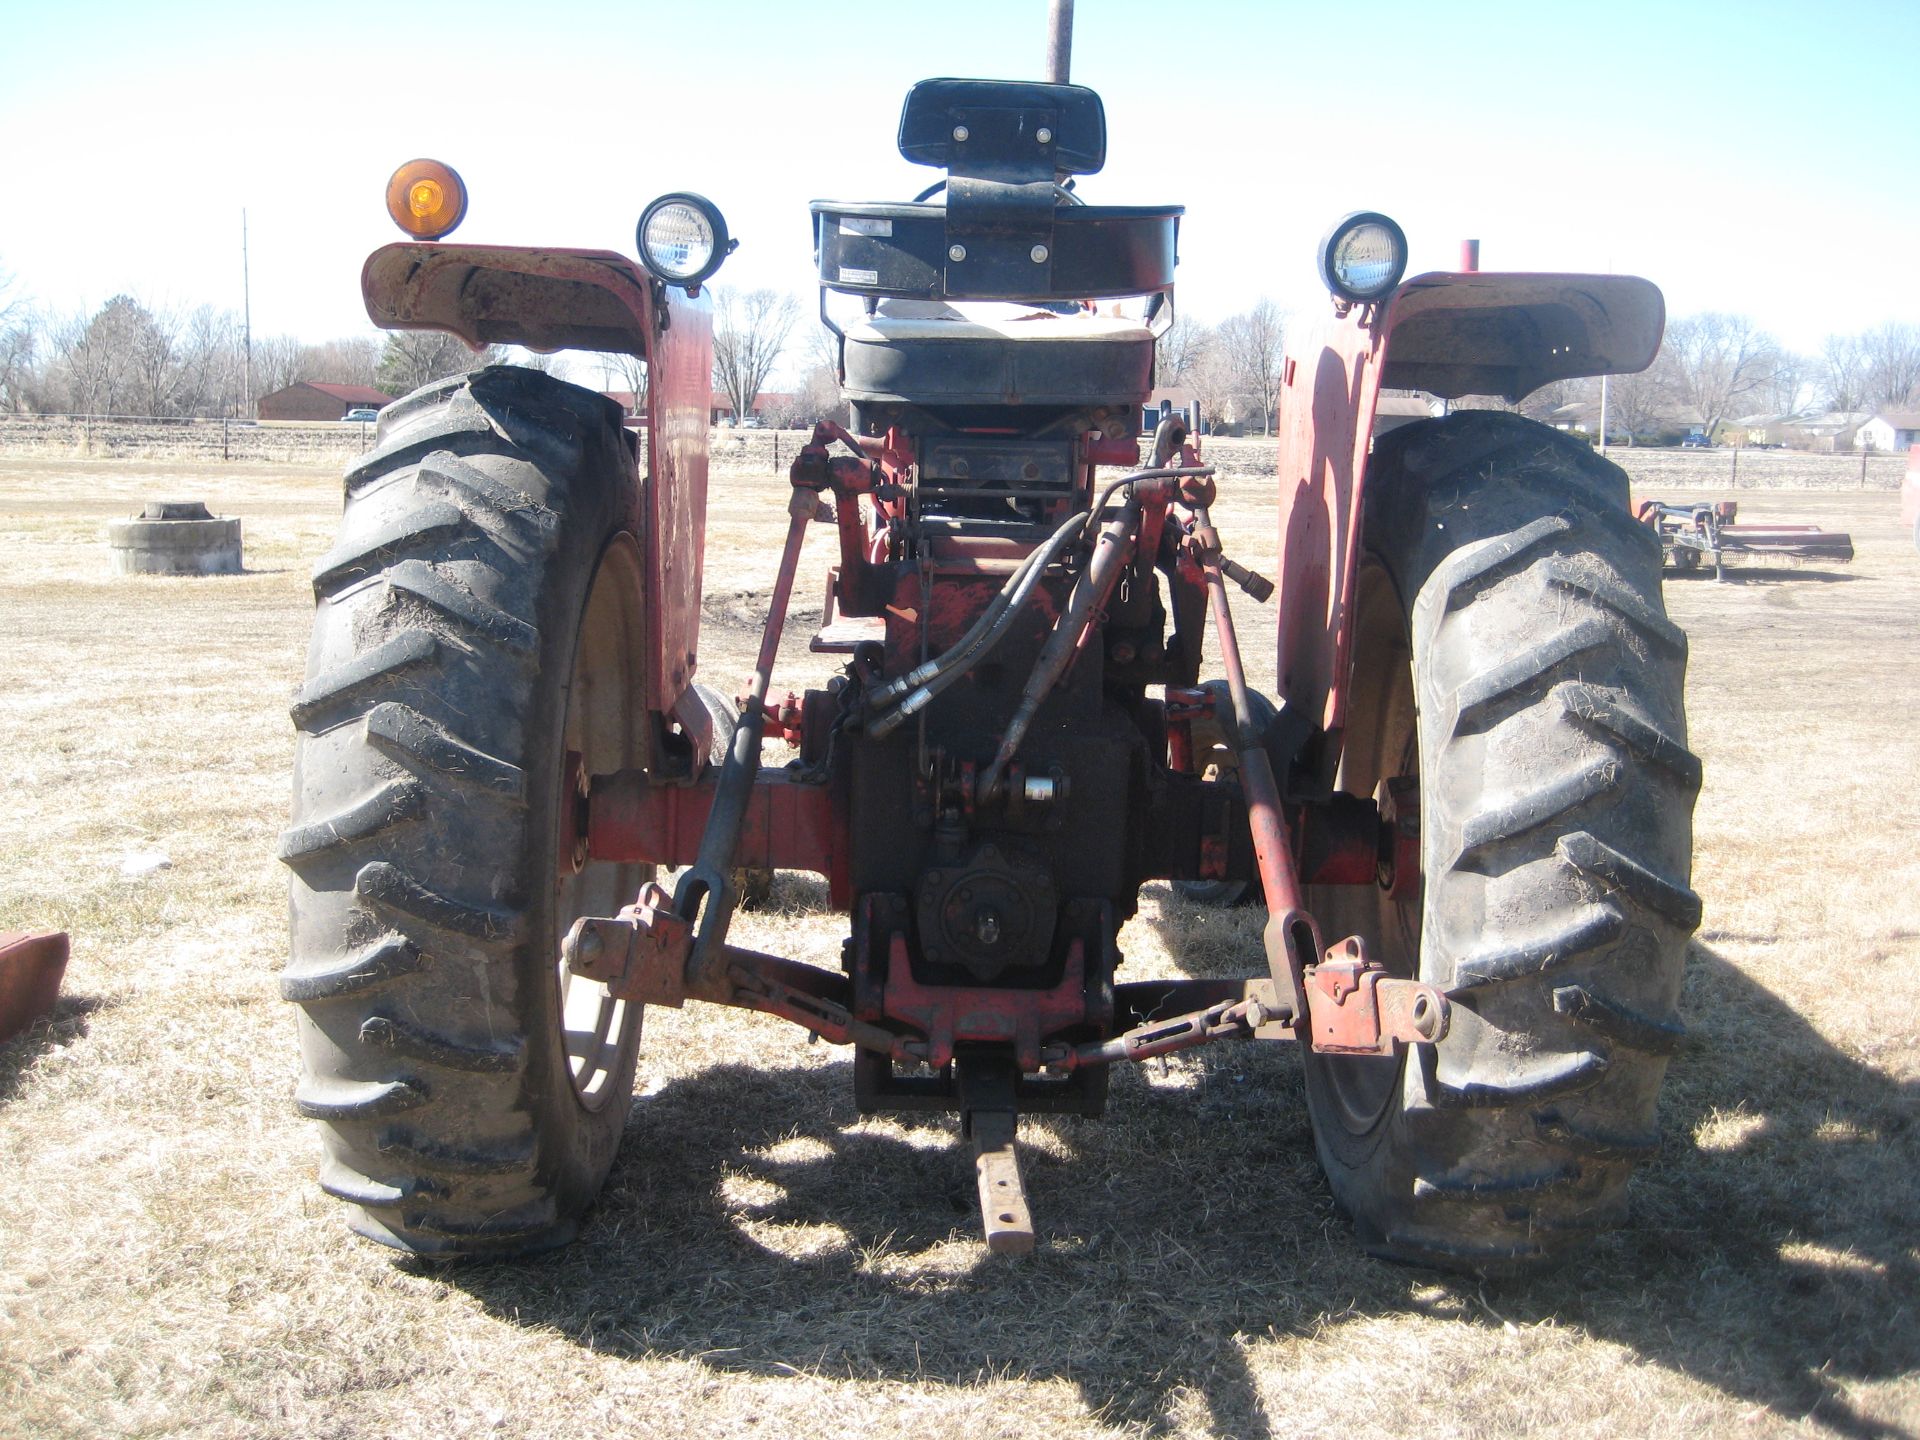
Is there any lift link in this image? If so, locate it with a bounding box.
[672,480,828,993]
[1189,498,1317,1022]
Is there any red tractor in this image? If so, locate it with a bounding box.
[284,37,1697,1268]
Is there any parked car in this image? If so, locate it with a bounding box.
[343,407,380,423]
[1680,433,1712,449]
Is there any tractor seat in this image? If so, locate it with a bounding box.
[840,306,1157,407]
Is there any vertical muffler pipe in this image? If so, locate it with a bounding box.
[1046,0,1074,83]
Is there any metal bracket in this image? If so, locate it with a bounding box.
[1303,936,1449,1056]
[563,882,692,1008]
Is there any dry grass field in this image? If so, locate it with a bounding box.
[0,444,1915,1439]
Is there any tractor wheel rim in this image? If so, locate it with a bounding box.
[554,535,648,1108]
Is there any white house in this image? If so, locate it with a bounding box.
[1855,411,1920,452]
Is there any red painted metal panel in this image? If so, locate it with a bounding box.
[1273,304,1386,738]
[587,769,847,906]
[646,287,713,712]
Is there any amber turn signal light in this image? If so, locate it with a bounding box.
[385,159,468,241]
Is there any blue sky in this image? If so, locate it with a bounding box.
[5,0,1915,359]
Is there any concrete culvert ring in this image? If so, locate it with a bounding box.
[108,500,243,575]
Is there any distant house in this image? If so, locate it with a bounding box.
[1783,410,1870,453]
[1732,412,1801,447]
[1139,387,1201,436]
[1375,392,1442,436]
[1856,411,1920,452]
[257,382,392,421]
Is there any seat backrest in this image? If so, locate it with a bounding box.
[897,78,1105,182]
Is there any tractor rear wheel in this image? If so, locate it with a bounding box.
[1303,410,1701,1271]
[281,366,651,1255]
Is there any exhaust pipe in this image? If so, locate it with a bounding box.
[1046,0,1073,82]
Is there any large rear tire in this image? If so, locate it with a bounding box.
[281,366,651,1255]
[1304,410,1701,1271]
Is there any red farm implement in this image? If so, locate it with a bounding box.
[1636,498,1854,580]
[282,9,1699,1268]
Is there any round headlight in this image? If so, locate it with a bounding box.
[1317,211,1408,305]
[385,159,468,241]
[637,193,733,289]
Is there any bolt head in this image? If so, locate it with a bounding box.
[952,125,970,142]
[1036,127,1053,144]
[1030,245,1050,264]
[948,244,967,262]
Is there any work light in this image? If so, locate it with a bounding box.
[1318,212,1408,305]
[637,193,735,290]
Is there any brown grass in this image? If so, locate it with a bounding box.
[1,454,1916,1439]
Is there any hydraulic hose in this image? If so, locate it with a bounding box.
[866,464,1214,753]
[867,508,1089,714]
[866,510,1090,739]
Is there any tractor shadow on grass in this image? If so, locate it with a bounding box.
[1489,940,1920,1439]
[444,938,1917,1439]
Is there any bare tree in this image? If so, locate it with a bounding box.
[1862,321,1920,410]
[596,350,648,415]
[1662,312,1780,440]
[1821,333,1870,412]
[1749,350,1810,417]
[1155,311,1212,385]
[1185,345,1240,434]
[300,335,383,389]
[172,305,241,416]
[48,295,163,415]
[756,391,812,428]
[375,331,498,399]
[254,333,308,397]
[1517,376,1589,425]
[1606,357,1674,444]
[711,288,799,422]
[127,302,184,417]
[1214,299,1286,434]
[0,266,37,413]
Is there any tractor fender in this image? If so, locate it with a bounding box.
[362,242,714,717]
[362,242,662,357]
[1271,271,1664,762]
[1379,271,1664,403]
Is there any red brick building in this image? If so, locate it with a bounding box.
[256,382,393,421]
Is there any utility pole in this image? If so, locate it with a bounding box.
[242,209,253,418]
